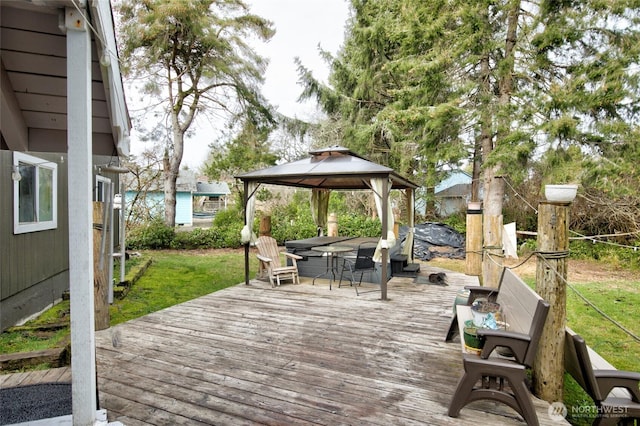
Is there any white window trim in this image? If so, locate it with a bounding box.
[95,175,111,202]
[13,152,58,234]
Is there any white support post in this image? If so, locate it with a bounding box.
[120,180,126,285]
[66,6,98,425]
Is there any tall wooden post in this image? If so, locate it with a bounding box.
[482,214,503,287]
[533,200,570,402]
[259,216,271,237]
[328,213,338,237]
[92,202,110,330]
[465,204,483,277]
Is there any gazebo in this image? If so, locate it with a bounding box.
[236,146,419,300]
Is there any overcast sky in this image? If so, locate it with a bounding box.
[129,1,350,169]
[247,0,349,118]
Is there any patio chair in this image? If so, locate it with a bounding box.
[564,329,640,426]
[338,243,376,295]
[255,236,303,287]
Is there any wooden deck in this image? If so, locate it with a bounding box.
[0,366,71,388]
[92,264,568,426]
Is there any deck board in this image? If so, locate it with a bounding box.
[93,265,568,425]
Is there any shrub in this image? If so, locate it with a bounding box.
[127,219,175,249]
[337,214,381,237]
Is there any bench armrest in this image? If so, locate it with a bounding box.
[476,329,531,365]
[594,370,640,402]
[464,286,499,304]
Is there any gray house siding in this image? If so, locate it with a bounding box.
[0,150,122,330]
[1,150,69,330]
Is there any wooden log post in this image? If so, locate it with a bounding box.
[92,202,110,331]
[482,214,503,288]
[533,200,570,403]
[259,215,271,237]
[328,213,338,237]
[465,204,483,277]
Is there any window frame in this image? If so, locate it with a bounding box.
[13,152,58,234]
[95,175,112,203]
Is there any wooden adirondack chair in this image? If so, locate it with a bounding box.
[256,236,303,287]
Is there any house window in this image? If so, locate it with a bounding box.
[13,152,58,234]
[95,175,112,202]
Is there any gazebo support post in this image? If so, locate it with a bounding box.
[380,178,389,300]
[244,180,250,285]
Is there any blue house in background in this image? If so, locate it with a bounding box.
[125,171,197,226]
[434,170,476,216]
[125,171,231,226]
[416,170,480,217]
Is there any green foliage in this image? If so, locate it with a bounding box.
[127,219,175,249]
[269,194,317,243]
[569,240,640,270]
[204,119,278,181]
[438,212,466,235]
[126,209,245,250]
[336,214,381,237]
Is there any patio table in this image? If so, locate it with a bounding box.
[311,245,354,290]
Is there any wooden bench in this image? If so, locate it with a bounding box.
[564,327,640,426]
[447,268,550,426]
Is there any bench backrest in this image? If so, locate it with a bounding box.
[564,328,602,401]
[496,268,550,366]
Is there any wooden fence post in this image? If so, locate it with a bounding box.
[482,214,503,288]
[92,202,110,331]
[259,216,271,237]
[328,213,338,237]
[533,200,570,402]
[465,204,483,277]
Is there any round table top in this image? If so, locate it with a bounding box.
[311,245,354,254]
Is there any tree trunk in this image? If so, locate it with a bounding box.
[481,1,520,286]
[163,150,178,227]
[163,112,186,227]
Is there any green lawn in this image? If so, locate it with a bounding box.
[110,250,258,325]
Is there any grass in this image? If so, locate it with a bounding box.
[0,327,69,355]
[109,250,258,325]
[565,280,639,371]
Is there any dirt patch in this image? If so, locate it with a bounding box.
[431,255,637,283]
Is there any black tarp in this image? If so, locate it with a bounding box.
[399,222,466,261]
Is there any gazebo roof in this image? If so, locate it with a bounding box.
[236,146,418,190]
